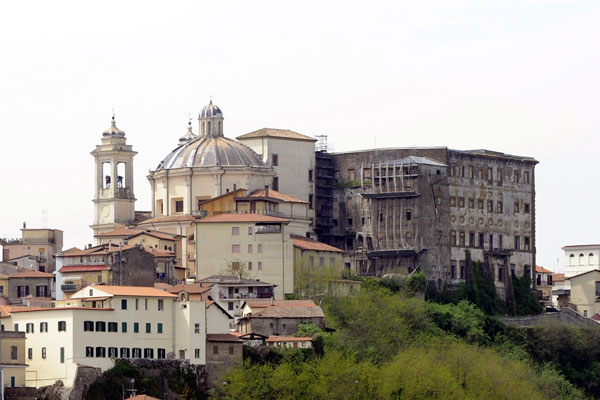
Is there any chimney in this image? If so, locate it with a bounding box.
[265,185,269,198]
[233,183,237,191]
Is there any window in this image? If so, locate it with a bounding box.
[158,348,166,359]
[121,299,127,310]
[84,320,94,331]
[308,169,313,182]
[120,347,130,358]
[468,198,474,209]
[86,347,93,357]
[272,177,279,191]
[459,232,465,246]
[134,323,139,333]
[122,322,127,332]
[459,165,464,177]
[58,321,66,332]
[449,197,456,207]
[95,347,106,358]
[478,169,483,179]
[479,233,484,249]
[348,218,353,226]
[17,285,29,297]
[195,348,201,358]
[247,227,253,235]
[175,200,184,213]
[450,231,456,246]
[498,267,504,282]
[60,347,65,363]
[487,167,493,181]
[514,236,520,250]
[232,244,240,253]
[231,262,240,270]
[497,168,503,186]
[14,324,19,332]
[524,203,530,213]
[229,346,235,355]
[272,154,279,166]
[144,298,148,310]
[468,165,474,178]
[524,237,531,251]
[26,323,34,333]
[248,262,253,270]
[330,257,335,267]
[40,322,48,332]
[247,244,253,253]
[195,323,200,334]
[232,227,240,236]
[144,348,154,359]
[514,202,520,213]
[460,262,465,279]
[596,282,600,297]
[42,347,47,358]
[28,348,32,360]
[451,264,456,279]
[499,235,503,250]
[309,256,314,267]
[146,323,151,333]
[348,169,355,181]
[108,322,118,332]
[524,171,530,183]
[132,348,142,358]
[228,302,234,311]
[258,261,262,270]
[95,321,105,332]
[487,200,493,212]
[213,346,219,355]
[158,299,164,311]
[497,201,503,213]
[108,347,118,358]
[157,323,163,334]
[258,244,263,253]
[469,232,475,247]
[406,209,412,220]
[489,234,494,250]
[477,199,484,210]
[319,257,325,266]
[458,197,465,208]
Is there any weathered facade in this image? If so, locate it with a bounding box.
[318,147,537,297]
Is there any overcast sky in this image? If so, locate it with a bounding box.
[1,1,598,272]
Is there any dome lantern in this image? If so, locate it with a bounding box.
[198,99,224,137]
[103,115,126,137]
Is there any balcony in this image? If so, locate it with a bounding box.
[255,225,282,234]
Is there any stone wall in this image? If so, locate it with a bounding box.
[249,316,325,336]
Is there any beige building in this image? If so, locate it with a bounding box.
[1,228,63,273]
[0,284,232,388]
[291,234,343,297]
[91,117,138,239]
[0,330,27,389]
[535,266,553,307]
[567,270,600,318]
[562,244,600,278]
[196,213,294,299]
[237,128,317,213]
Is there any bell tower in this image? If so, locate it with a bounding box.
[90,115,137,240]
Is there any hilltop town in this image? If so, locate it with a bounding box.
[0,100,598,399]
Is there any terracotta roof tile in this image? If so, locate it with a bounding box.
[167,283,213,295]
[0,273,9,279]
[9,270,54,279]
[536,265,553,274]
[291,235,343,253]
[252,305,325,319]
[552,273,565,282]
[248,189,308,204]
[237,128,317,142]
[154,282,174,290]
[199,213,290,223]
[206,333,243,342]
[245,299,316,308]
[59,265,109,273]
[88,285,177,298]
[95,227,142,237]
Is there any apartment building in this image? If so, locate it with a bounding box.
[1,228,63,273]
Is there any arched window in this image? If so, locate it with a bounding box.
[579,253,585,265]
[569,254,575,266]
[589,253,595,265]
[207,121,211,135]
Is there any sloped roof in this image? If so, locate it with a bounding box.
[536,266,553,274]
[251,305,325,319]
[137,215,198,225]
[0,273,9,279]
[247,188,308,204]
[59,265,109,273]
[291,235,343,253]
[90,285,177,298]
[206,333,243,342]
[9,270,54,279]
[552,273,565,283]
[154,282,174,290]
[236,128,317,142]
[95,227,142,237]
[167,283,213,295]
[245,299,316,308]
[198,213,290,224]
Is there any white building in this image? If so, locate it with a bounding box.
[0,285,231,388]
[562,244,600,278]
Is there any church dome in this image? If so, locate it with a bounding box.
[199,100,223,118]
[156,135,265,170]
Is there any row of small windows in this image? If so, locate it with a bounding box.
[119,298,164,311]
[449,198,530,214]
[231,243,263,253]
[27,347,65,363]
[450,165,530,184]
[83,321,163,334]
[569,253,596,266]
[449,232,531,251]
[17,321,65,333]
[85,347,166,359]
